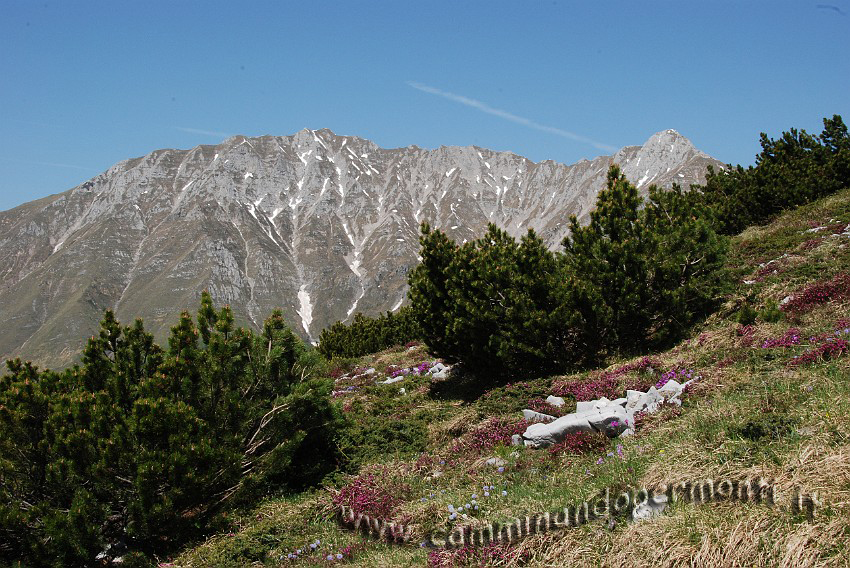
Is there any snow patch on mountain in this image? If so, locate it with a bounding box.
[297,284,314,337]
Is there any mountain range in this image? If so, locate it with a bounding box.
[0,128,723,368]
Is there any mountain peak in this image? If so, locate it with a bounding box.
[0,129,724,367]
[644,128,693,148]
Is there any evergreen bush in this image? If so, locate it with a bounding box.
[562,165,729,356]
[0,293,343,566]
[408,164,728,376]
[697,114,850,235]
[409,223,579,380]
[317,307,422,359]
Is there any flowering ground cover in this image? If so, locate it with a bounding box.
[551,357,661,402]
[781,272,850,315]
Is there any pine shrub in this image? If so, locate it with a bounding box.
[0,293,343,566]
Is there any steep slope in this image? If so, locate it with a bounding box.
[0,129,721,367]
[175,187,850,568]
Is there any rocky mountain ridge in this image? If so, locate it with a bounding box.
[0,128,722,367]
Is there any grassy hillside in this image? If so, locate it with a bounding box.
[172,188,850,568]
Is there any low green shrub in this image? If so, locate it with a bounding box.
[0,294,343,566]
[317,307,422,359]
[336,414,429,467]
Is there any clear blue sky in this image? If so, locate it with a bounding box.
[1,0,848,212]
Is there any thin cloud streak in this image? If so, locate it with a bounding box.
[177,127,232,138]
[407,82,618,153]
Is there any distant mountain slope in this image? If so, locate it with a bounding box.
[0,128,722,367]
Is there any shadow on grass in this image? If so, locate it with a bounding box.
[426,363,513,403]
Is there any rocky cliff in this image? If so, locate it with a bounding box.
[0,128,722,367]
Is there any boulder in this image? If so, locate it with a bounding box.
[523,414,595,448]
[429,363,447,374]
[432,369,449,380]
[584,405,631,437]
[522,409,557,423]
[546,395,566,407]
[658,379,682,397]
[485,457,507,467]
[380,376,405,384]
[522,403,631,448]
[511,434,524,447]
[576,396,615,414]
[625,386,663,415]
[625,390,643,405]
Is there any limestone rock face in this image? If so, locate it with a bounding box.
[0,128,722,368]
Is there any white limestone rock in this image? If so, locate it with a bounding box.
[546,395,566,407]
[658,379,681,394]
[576,397,615,414]
[625,386,663,415]
[584,405,631,437]
[523,414,595,448]
[522,409,557,423]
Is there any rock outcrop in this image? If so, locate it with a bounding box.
[521,378,696,448]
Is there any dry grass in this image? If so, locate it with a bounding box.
[428,404,480,447]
